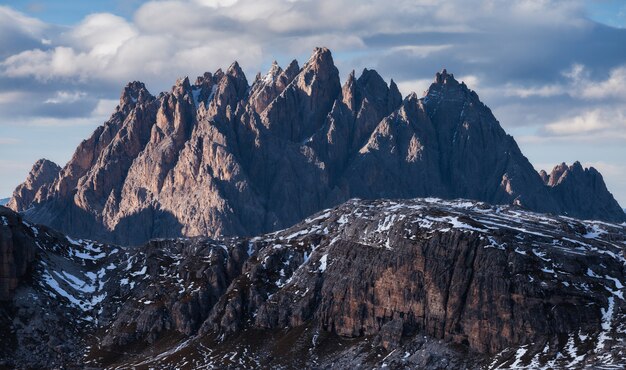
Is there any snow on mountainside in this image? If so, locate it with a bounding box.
[1,198,625,369]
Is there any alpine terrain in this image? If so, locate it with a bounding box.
[1,199,625,368]
[7,48,625,246]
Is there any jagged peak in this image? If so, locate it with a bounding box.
[547,161,589,187]
[402,92,421,109]
[342,70,357,110]
[434,68,458,84]
[173,76,191,91]
[388,79,402,112]
[119,81,151,111]
[227,61,245,77]
[194,72,213,87]
[284,59,300,76]
[303,47,336,73]
[261,61,283,84]
[32,158,59,169]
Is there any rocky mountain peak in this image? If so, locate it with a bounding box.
[341,70,357,109]
[388,79,402,111]
[225,61,248,95]
[267,60,282,78]
[544,161,624,221]
[261,47,341,141]
[173,76,192,94]
[283,59,300,77]
[306,46,334,71]
[119,81,152,113]
[547,162,573,186]
[7,159,60,212]
[9,47,625,246]
[227,61,245,78]
[434,68,456,84]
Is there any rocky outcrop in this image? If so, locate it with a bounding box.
[541,162,625,222]
[9,49,625,245]
[6,159,60,212]
[201,198,625,364]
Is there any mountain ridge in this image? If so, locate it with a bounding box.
[8,47,625,245]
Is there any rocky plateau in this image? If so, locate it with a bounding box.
[1,197,625,369]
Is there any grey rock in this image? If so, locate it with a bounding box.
[8,50,625,246]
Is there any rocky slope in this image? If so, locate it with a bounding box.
[8,48,625,245]
[1,198,625,369]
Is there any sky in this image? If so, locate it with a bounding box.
[0,0,625,208]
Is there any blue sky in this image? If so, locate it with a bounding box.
[1,0,626,207]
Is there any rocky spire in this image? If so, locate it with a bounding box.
[342,70,357,111]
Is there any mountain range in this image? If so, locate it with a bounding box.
[6,47,625,246]
[1,199,624,368]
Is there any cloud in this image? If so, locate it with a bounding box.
[504,63,626,100]
[44,91,87,104]
[0,6,50,59]
[542,108,626,139]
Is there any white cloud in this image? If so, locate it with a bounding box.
[44,91,87,104]
[544,108,626,137]
[194,0,239,7]
[68,13,137,56]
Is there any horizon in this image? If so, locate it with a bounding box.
[0,0,625,206]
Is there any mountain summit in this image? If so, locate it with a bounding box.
[8,48,625,245]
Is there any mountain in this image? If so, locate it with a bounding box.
[6,158,60,211]
[0,198,8,206]
[8,47,625,245]
[1,199,625,368]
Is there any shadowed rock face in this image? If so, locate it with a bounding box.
[8,49,625,245]
[0,207,37,300]
[540,162,626,222]
[1,199,624,369]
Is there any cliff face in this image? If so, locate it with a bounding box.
[0,207,37,300]
[1,199,624,369]
[8,48,625,245]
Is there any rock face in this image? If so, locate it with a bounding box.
[540,162,626,222]
[1,199,624,369]
[0,207,37,300]
[6,159,60,212]
[9,48,625,245]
